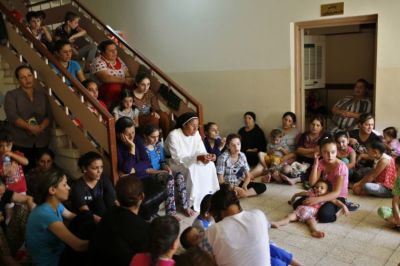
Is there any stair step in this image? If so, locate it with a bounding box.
[54,147,82,181]
[0,83,16,91]
[2,76,15,84]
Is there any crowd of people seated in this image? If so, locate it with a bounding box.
[0,8,399,266]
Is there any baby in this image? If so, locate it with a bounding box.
[383,127,400,157]
[260,129,289,183]
[271,179,349,238]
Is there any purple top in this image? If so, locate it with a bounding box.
[318,159,349,198]
[117,137,151,178]
[203,137,222,158]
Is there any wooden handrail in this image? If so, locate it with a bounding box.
[25,0,204,127]
[0,1,119,184]
[0,5,112,120]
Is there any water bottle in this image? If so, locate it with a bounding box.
[2,156,12,176]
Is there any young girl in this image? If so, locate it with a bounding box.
[130,216,179,266]
[113,89,139,126]
[296,138,351,223]
[272,179,348,238]
[383,127,400,157]
[353,140,397,197]
[377,157,400,227]
[142,124,194,217]
[216,133,266,198]
[203,122,226,159]
[335,131,356,173]
[82,79,108,112]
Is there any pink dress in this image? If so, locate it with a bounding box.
[294,191,324,222]
[318,159,349,198]
[130,253,175,266]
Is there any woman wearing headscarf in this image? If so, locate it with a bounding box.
[238,111,267,166]
[164,112,220,212]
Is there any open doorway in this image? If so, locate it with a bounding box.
[294,14,378,131]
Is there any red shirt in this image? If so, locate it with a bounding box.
[0,151,27,193]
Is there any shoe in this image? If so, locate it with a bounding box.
[303,181,311,190]
[345,200,360,211]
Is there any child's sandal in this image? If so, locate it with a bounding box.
[345,201,360,211]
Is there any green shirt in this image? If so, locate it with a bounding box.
[392,176,400,196]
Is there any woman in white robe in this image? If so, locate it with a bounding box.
[165,112,220,212]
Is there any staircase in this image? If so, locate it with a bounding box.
[0,59,16,120]
[0,0,204,184]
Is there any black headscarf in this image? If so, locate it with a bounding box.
[175,112,198,129]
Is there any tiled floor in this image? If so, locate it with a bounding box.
[176,182,400,266]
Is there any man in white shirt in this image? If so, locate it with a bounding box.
[205,185,271,266]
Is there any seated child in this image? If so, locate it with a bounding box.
[335,131,356,175]
[203,122,226,159]
[259,129,289,183]
[279,161,310,185]
[0,178,35,265]
[378,157,400,227]
[271,179,349,238]
[25,11,52,49]
[192,194,213,231]
[0,134,29,224]
[112,89,139,127]
[353,140,397,197]
[383,127,400,158]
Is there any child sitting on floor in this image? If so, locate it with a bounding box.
[279,161,310,185]
[271,179,349,238]
[192,194,213,231]
[260,129,289,183]
[353,140,397,197]
[383,127,400,158]
[377,156,400,227]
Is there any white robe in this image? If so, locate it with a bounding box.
[165,129,220,211]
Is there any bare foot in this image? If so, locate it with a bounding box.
[183,208,196,217]
[311,230,325,238]
[280,174,297,185]
[270,222,280,228]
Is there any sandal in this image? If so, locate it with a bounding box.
[303,181,311,190]
[345,200,360,211]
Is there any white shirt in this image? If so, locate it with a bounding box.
[206,209,271,266]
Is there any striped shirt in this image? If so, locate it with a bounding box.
[332,96,372,130]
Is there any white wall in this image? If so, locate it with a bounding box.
[81,0,400,135]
